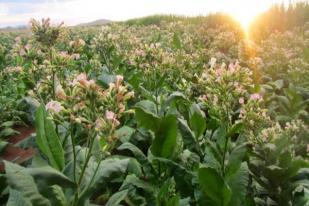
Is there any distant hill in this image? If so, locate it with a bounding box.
[76,19,112,27]
[0,19,112,31]
[0,25,27,31]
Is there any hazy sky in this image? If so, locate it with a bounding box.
[0,0,295,28]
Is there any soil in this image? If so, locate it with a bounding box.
[9,127,35,144]
[0,126,36,172]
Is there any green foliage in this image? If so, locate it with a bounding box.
[151,115,180,158]
[30,18,63,47]
[249,127,309,205]
[250,2,309,41]
[1,10,309,206]
[198,166,232,205]
[35,105,65,171]
[276,85,309,123]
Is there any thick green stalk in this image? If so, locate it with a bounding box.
[70,124,77,183]
[72,135,95,206]
[221,107,230,176]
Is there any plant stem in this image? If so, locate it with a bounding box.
[76,131,96,189]
[81,156,103,196]
[153,70,159,114]
[70,124,77,183]
[222,108,230,176]
[72,137,95,205]
[222,130,229,176]
[49,48,56,99]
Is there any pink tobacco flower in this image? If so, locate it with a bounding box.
[250,93,262,101]
[6,66,23,73]
[105,110,116,120]
[55,85,67,100]
[25,44,31,51]
[95,118,105,131]
[19,49,26,56]
[46,101,62,113]
[15,36,21,42]
[77,73,87,81]
[215,68,223,78]
[72,73,95,88]
[115,75,124,89]
[239,97,244,104]
[105,110,120,127]
[116,75,124,82]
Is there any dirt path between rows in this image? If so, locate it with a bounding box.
[0,127,36,171]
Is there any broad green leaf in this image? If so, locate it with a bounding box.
[50,185,67,206]
[97,73,116,88]
[151,115,179,158]
[198,166,231,206]
[127,158,142,176]
[225,144,247,177]
[7,189,32,206]
[179,197,191,206]
[23,96,40,122]
[31,155,50,168]
[153,157,195,198]
[119,175,152,205]
[135,100,160,131]
[285,158,309,181]
[226,163,249,206]
[274,80,284,89]
[27,166,75,188]
[189,104,206,138]
[135,100,157,115]
[120,174,154,192]
[157,178,175,205]
[0,140,8,153]
[215,125,228,150]
[227,122,243,138]
[173,32,182,49]
[138,85,157,103]
[162,92,187,111]
[77,158,131,206]
[261,84,274,91]
[4,161,52,206]
[0,128,19,138]
[128,72,143,90]
[277,95,290,109]
[203,141,222,172]
[35,105,64,171]
[105,189,129,206]
[0,121,15,128]
[118,142,147,163]
[179,149,200,169]
[178,118,199,153]
[63,146,86,182]
[167,194,180,206]
[115,126,135,142]
[293,187,309,206]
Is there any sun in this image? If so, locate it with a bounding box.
[231,7,261,35]
[232,10,257,36]
[222,0,277,35]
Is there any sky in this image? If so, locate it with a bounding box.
[0,0,296,28]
